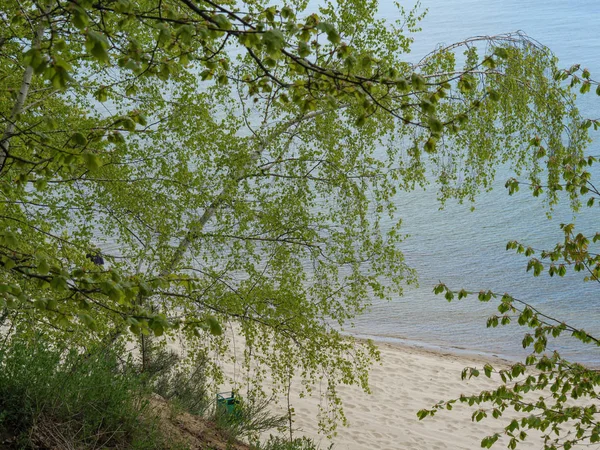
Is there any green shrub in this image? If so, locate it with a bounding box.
[142,340,212,417]
[213,394,288,442]
[257,435,326,450]
[0,334,166,449]
[138,338,288,445]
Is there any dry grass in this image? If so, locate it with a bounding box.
[149,394,251,450]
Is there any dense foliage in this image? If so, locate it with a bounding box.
[0,335,163,448]
[0,0,593,435]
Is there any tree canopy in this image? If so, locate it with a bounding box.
[0,0,594,434]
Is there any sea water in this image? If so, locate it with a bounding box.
[348,0,600,364]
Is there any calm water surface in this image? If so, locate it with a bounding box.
[347,0,600,364]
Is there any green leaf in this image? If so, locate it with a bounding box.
[206,315,222,336]
[355,114,366,127]
[78,313,97,331]
[481,434,499,448]
[71,5,89,29]
[298,41,311,58]
[150,319,164,336]
[411,72,426,90]
[34,299,48,309]
[213,14,232,30]
[487,89,501,101]
[157,23,172,46]
[23,49,47,73]
[493,47,509,59]
[95,87,108,102]
[580,81,591,94]
[85,30,110,63]
[82,151,101,172]
[416,409,430,420]
[71,132,87,147]
[428,117,443,133]
[91,43,109,62]
[3,231,18,248]
[317,22,341,44]
[262,29,285,55]
[38,259,50,275]
[424,137,437,153]
[484,364,493,377]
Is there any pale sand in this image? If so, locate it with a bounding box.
[271,343,534,450]
[162,328,564,450]
[214,339,545,450]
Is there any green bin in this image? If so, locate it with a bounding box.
[216,391,240,415]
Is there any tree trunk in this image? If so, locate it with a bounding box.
[0,23,44,175]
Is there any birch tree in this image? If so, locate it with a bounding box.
[0,0,591,432]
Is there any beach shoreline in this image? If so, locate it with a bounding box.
[349,332,517,366]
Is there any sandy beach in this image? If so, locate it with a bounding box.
[216,340,544,450]
[160,326,572,450]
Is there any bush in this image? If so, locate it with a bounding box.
[0,334,166,449]
[141,339,212,417]
[138,338,290,445]
[256,435,326,450]
[213,394,288,442]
